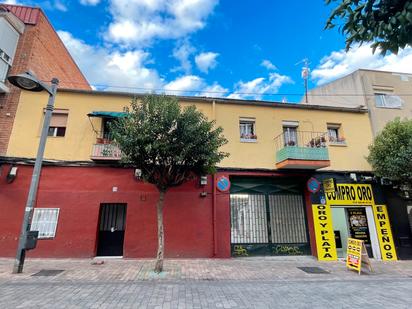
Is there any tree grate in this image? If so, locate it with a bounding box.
[297,267,330,274]
[32,269,65,276]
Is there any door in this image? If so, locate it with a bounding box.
[96,203,127,256]
[331,207,349,258]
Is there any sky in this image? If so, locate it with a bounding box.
[3,0,412,102]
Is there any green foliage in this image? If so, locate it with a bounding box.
[367,118,412,184]
[111,94,228,191]
[325,0,412,55]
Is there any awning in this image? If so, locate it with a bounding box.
[87,111,127,118]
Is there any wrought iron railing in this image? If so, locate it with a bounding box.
[274,131,328,151]
[274,131,329,163]
[91,143,122,160]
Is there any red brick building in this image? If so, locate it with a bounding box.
[0,4,90,155]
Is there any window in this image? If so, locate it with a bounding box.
[102,118,115,140]
[30,208,60,239]
[374,93,403,109]
[46,109,68,137]
[239,118,256,141]
[283,126,297,146]
[327,124,345,144]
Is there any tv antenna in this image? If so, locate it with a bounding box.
[296,58,310,103]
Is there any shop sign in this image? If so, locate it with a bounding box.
[346,238,372,274]
[373,205,398,260]
[312,204,337,261]
[347,208,370,244]
[216,176,231,192]
[307,177,321,193]
[325,184,374,205]
[323,178,337,193]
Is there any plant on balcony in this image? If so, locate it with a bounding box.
[101,146,113,157]
[286,140,296,146]
[329,136,346,144]
[308,136,326,148]
[111,94,228,273]
[240,133,257,140]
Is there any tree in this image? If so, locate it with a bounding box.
[111,94,228,273]
[367,118,412,184]
[325,0,412,55]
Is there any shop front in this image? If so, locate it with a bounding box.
[312,183,398,261]
[229,176,311,257]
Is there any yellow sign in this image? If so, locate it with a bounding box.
[325,184,374,205]
[346,238,373,274]
[312,204,337,261]
[323,178,336,193]
[373,205,398,260]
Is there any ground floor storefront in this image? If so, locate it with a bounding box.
[0,163,410,260]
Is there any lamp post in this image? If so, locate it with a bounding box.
[7,72,59,274]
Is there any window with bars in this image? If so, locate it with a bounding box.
[239,118,257,141]
[327,124,346,144]
[230,193,307,244]
[30,208,60,239]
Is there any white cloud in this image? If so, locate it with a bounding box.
[59,30,226,97]
[79,0,100,5]
[312,44,412,85]
[164,75,227,97]
[195,52,219,73]
[228,73,293,100]
[261,59,277,71]
[164,75,204,94]
[54,0,67,11]
[58,31,163,91]
[172,40,195,74]
[200,82,228,97]
[106,0,219,46]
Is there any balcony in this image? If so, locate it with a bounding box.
[91,140,122,161]
[274,131,330,169]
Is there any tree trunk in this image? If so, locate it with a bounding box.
[154,189,166,273]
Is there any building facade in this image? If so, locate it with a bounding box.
[305,69,412,259]
[0,4,90,156]
[0,88,403,260]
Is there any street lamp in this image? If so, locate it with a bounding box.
[7,72,59,274]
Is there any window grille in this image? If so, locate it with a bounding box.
[30,208,60,238]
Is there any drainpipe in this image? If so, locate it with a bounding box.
[212,174,217,257]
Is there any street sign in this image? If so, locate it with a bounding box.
[323,178,337,193]
[307,177,321,193]
[217,176,231,192]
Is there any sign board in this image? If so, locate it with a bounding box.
[323,178,337,193]
[312,204,337,261]
[373,205,398,260]
[216,176,231,192]
[325,184,374,205]
[346,238,372,274]
[307,177,321,193]
[347,208,370,244]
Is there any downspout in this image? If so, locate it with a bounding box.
[212,173,217,257]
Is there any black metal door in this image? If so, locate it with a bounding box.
[97,203,127,256]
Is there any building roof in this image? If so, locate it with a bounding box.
[59,88,368,114]
[1,4,40,25]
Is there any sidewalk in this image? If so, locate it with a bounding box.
[1,256,411,282]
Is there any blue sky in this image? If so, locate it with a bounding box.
[3,0,412,102]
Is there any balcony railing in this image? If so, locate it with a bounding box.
[91,142,122,161]
[274,131,330,169]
